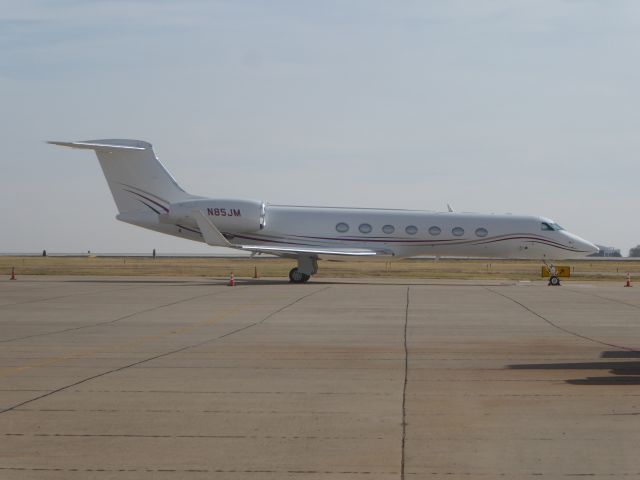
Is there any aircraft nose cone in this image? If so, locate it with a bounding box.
[563,232,599,256]
[574,237,599,255]
[586,241,599,255]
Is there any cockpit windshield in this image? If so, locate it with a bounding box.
[541,222,564,231]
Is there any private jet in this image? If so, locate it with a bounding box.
[50,139,599,283]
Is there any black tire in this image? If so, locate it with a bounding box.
[289,268,310,283]
[549,275,560,286]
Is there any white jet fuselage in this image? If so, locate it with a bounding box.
[250,206,594,260]
[151,198,597,260]
[50,139,598,282]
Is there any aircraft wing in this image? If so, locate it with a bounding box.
[192,211,393,258]
[237,245,387,257]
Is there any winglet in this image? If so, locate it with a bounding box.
[191,210,232,247]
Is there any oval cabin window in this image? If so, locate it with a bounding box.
[382,225,395,234]
[475,227,488,237]
[428,226,441,236]
[452,227,464,236]
[405,225,418,235]
[336,222,349,233]
[359,223,372,234]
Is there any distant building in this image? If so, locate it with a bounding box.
[588,245,621,257]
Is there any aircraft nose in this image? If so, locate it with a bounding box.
[561,231,598,256]
[568,234,599,255]
[584,241,599,255]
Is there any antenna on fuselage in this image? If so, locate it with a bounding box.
[447,203,454,213]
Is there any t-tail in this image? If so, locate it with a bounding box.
[48,139,198,216]
[49,139,264,242]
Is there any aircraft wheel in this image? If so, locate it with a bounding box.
[289,268,310,283]
[548,275,561,286]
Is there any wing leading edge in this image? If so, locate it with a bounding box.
[191,211,392,258]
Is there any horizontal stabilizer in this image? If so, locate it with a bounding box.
[48,140,147,151]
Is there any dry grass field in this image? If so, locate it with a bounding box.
[2,255,640,281]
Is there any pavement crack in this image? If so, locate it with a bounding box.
[0,286,249,344]
[0,286,329,415]
[0,284,140,309]
[401,286,409,480]
[562,287,640,311]
[251,286,331,327]
[486,287,638,352]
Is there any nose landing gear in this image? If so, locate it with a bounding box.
[545,262,561,286]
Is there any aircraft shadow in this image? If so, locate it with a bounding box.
[600,350,640,358]
[508,350,640,386]
[566,376,640,386]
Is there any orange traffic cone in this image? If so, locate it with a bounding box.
[624,272,632,287]
[10,267,16,280]
[228,272,235,287]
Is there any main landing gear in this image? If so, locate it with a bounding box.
[289,268,310,283]
[289,256,318,284]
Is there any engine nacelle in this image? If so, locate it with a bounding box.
[164,199,265,233]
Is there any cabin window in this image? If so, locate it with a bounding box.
[428,226,441,236]
[336,222,349,233]
[359,223,372,234]
[405,225,418,235]
[382,224,395,234]
[452,227,464,236]
[475,227,488,237]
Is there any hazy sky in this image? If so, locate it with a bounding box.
[2,1,639,255]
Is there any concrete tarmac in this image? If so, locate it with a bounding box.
[1,276,639,479]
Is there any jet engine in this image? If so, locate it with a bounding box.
[163,199,266,233]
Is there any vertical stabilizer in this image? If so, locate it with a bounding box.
[49,139,196,214]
